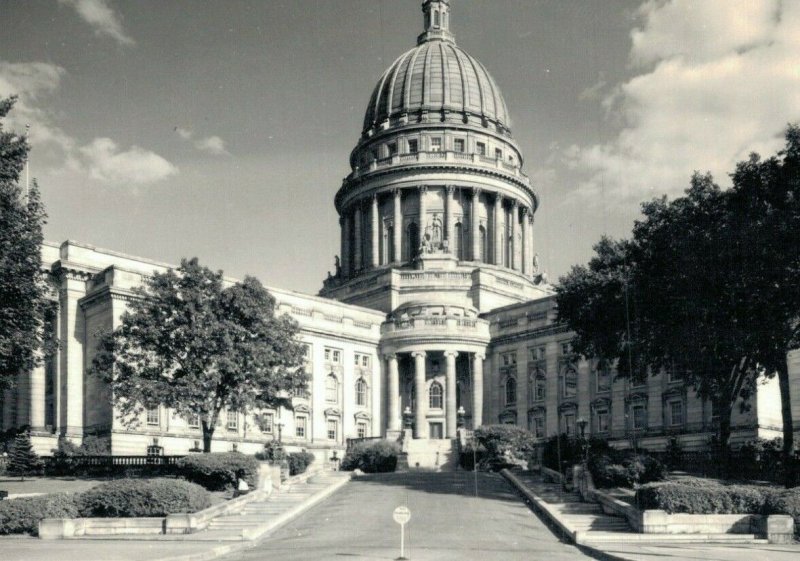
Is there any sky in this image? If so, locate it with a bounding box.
[2,0,798,294]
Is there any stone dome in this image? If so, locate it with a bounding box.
[362,40,511,135]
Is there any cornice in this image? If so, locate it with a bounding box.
[488,322,571,347]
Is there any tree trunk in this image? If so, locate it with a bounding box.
[202,422,215,453]
[776,361,795,488]
[715,395,733,479]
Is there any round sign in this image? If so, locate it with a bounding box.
[393,505,411,525]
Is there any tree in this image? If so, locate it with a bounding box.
[0,96,51,392]
[90,258,309,452]
[8,430,41,480]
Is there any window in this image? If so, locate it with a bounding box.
[370,149,378,161]
[476,142,486,155]
[355,353,370,369]
[595,409,609,433]
[534,376,546,402]
[260,412,274,434]
[529,346,546,362]
[479,225,487,262]
[454,138,465,153]
[325,373,339,403]
[387,142,398,156]
[146,408,160,426]
[596,363,611,393]
[529,411,545,438]
[668,368,683,383]
[453,222,464,260]
[187,413,200,429]
[501,352,517,367]
[327,419,338,441]
[561,342,572,356]
[429,382,443,409]
[295,416,307,438]
[408,139,418,153]
[325,347,341,364]
[407,222,420,261]
[355,378,368,407]
[632,404,647,430]
[668,400,683,426]
[430,137,442,152]
[357,421,368,438]
[226,410,238,431]
[302,343,312,361]
[495,148,502,159]
[562,412,576,436]
[563,368,578,398]
[505,377,517,405]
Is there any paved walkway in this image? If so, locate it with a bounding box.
[223,470,597,561]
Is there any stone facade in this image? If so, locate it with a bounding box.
[1,1,796,457]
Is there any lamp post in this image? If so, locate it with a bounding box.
[403,406,413,430]
[577,417,589,465]
[276,420,284,444]
[457,406,466,428]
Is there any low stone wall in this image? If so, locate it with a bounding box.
[540,466,563,484]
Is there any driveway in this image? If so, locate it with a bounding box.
[226,470,597,560]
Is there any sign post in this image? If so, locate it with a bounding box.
[392,505,411,560]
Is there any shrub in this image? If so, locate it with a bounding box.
[341,440,399,473]
[8,431,41,478]
[663,437,684,470]
[177,452,260,491]
[473,425,537,470]
[255,441,286,463]
[76,478,211,518]
[635,481,777,514]
[589,451,665,488]
[287,451,315,476]
[0,494,78,536]
[459,441,487,471]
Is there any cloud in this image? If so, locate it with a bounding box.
[1,59,177,187]
[80,138,178,184]
[569,0,800,204]
[174,127,230,156]
[59,0,135,46]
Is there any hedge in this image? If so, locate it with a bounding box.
[287,451,315,476]
[0,494,78,536]
[634,481,799,515]
[589,452,665,488]
[177,452,260,491]
[76,478,211,518]
[341,440,399,473]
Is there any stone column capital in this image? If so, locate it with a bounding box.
[446,185,456,195]
[443,350,459,359]
[371,193,379,203]
[496,193,504,205]
[418,185,428,193]
[511,198,519,208]
[392,188,402,198]
[411,351,427,359]
[472,187,481,198]
[521,206,528,216]
[384,353,398,361]
[473,352,486,361]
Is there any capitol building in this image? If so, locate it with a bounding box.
[3,1,797,464]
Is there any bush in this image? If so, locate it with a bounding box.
[341,440,399,473]
[635,481,778,514]
[76,478,210,518]
[589,451,665,488]
[287,451,315,476]
[8,431,42,478]
[254,441,286,463]
[177,452,260,491]
[473,425,537,470]
[459,441,487,471]
[0,494,78,535]
[764,487,800,532]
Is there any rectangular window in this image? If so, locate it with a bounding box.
[529,346,546,362]
[668,400,683,426]
[362,355,369,368]
[295,416,307,438]
[327,419,338,441]
[430,137,442,152]
[187,413,200,429]
[596,409,609,433]
[408,139,418,153]
[476,142,486,155]
[387,142,398,156]
[146,408,160,426]
[563,413,576,436]
[495,148,502,159]
[260,412,274,434]
[454,138,465,153]
[357,422,368,439]
[632,404,647,430]
[501,351,517,367]
[535,379,546,402]
[596,366,611,393]
[325,347,341,364]
[226,410,238,431]
[533,415,545,438]
[561,342,572,356]
[303,343,312,360]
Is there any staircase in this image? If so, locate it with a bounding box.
[405,438,458,471]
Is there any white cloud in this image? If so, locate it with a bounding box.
[569,0,800,204]
[59,0,135,46]
[174,127,230,156]
[80,138,178,185]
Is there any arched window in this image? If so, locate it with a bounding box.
[429,382,443,409]
[407,222,420,261]
[325,373,339,403]
[563,368,578,398]
[505,377,517,405]
[355,378,367,407]
[453,222,464,260]
[434,10,440,27]
[479,225,487,262]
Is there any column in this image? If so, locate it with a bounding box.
[511,199,520,271]
[29,362,46,431]
[412,351,427,438]
[353,204,362,272]
[341,214,351,277]
[418,186,427,233]
[445,351,458,438]
[393,189,402,262]
[471,188,481,261]
[386,354,401,432]
[521,207,529,275]
[15,371,29,427]
[445,185,455,252]
[59,272,86,438]
[370,194,379,268]
[473,353,484,428]
[339,216,346,275]
[2,388,14,430]
[494,195,503,266]
[528,213,535,275]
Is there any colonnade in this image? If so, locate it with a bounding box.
[1,363,47,431]
[385,350,484,439]
[339,186,535,278]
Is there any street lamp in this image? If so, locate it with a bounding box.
[275,420,284,444]
[576,417,589,464]
[457,406,466,428]
[402,406,413,430]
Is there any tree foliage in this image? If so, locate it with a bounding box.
[90,258,308,452]
[556,126,799,483]
[8,431,41,479]
[0,96,51,392]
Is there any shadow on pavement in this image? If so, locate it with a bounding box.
[349,470,525,503]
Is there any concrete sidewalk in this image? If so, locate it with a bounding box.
[0,538,238,561]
